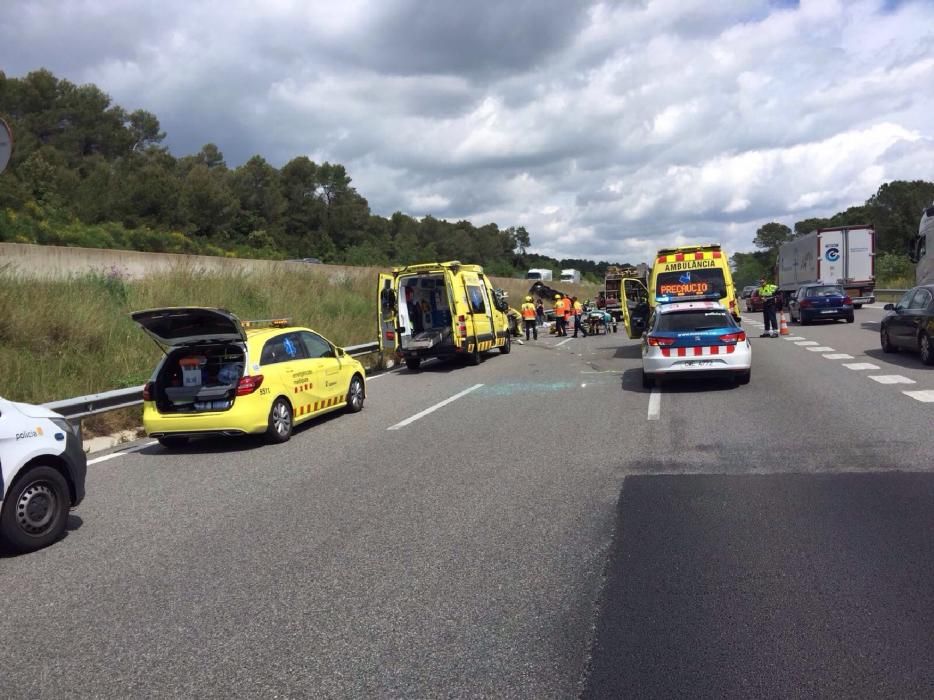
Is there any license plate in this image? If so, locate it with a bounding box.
[683,360,715,367]
[821,310,837,314]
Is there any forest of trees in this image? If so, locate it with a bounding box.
[731,180,934,287]
[0,69,624,280]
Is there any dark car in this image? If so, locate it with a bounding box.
[745,289,764,313]
[880,285,934,365]
[741,285,757,300]
[788,284,854,325]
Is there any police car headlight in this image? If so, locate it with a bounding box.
[51,417,79,437]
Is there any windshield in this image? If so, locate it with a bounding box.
[655,310,734,331]
[806,285,845,297]
[526,272,543,280]
[655,269,727,300]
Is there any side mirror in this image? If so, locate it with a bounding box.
[883,303,895,311]
[336,346,346,357]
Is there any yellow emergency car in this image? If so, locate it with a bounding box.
[131,308,366,447]
[620,244,741,338]
[378,261,512,369]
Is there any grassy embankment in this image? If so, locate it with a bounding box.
[0,266,598,434]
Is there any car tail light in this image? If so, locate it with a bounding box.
[142,381,154,401]
[458,315,467,339]
[647,335,676,346]
[799,299,813,308]
[719,331,747,344]
[843,296,852,305]
[236,375,264,396]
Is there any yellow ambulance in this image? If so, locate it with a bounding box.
[620,244,741,338]
[378,261,512,370]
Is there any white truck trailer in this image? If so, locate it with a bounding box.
[777,225,875,308]
[911,202,934,286]
[526,268,553,282]
[560,268,581,284]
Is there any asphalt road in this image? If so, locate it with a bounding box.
[2,307,933,698]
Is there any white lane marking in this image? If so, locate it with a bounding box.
[842,362,880,370]
[795,341,819,346]
[823,353,854,360]
[806,346,836,352]
[387,383,484,430]
[87,441,157,465]
[365,368,403,381]
[904,390,934,402]
[868,375,916,385]
[647,389,661,421]
[783,336,806,341]
[555,338,573,347]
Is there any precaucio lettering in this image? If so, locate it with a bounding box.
[662,259,715,272]
[659,282,710,296]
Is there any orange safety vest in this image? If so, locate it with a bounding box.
[564,300,572,319]
[521,303,537,320]
[554,299,565,316]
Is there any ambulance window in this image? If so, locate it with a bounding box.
[261,333,308,365]
[300,331,335,359]
[467,285,487,313]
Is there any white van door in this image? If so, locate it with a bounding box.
[844,227,874,282]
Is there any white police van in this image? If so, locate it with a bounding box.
[0,397,87,553]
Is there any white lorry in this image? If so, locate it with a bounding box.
[777,225,876,308]
[526,268,553,282]
[560,269,581,284]
[910,202,934,285]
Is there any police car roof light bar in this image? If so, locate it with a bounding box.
[241,318,292,329]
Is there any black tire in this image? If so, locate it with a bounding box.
[500,334,511,354]
[736,369,751,385]
[846,314,854,323]
[921,333,934,366]
[405,357,421,371]
[266,397,293,443]
[642,370,654,389]
[466,345,481,366]
[799,314,809,326]
[0,465,70,553]
[158,436,189,449]
[346,374,365,413]
[880,328,898,353]
[853,304,863,310]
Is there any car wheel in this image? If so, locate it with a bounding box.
[405,357,421,371]
[641,370,654,389]
[799,313,809,326]
[846,314,854,323]
[921,333,934,366]
[500,333,511,354]
[853,304,863,310]
[466,345,481,366]
[266,397,293,443]
[735,369,751,385]
[158,436,189,449]
[880,328,898,353]
[345,374,365,413]
[0,465,70,553]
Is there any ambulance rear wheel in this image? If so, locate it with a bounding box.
[405,358,421,370]
[0,465,69,553]
[466,346,481,365]
[500,334,511,354]
[266,397,293,443]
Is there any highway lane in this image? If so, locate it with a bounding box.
[2,318,933,698]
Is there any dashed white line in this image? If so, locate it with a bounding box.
[555,338,573,348]
[903,390,934,402]
[365,368,403,381]
[842,362,880,371]
[806,346,836,352]
[647,389,661,421]
[822,353,854,360]
[387,383,484,430]
[868,375,916,385]
[795,341,819,346]
[87,441,157,465]
[783,336,806,341]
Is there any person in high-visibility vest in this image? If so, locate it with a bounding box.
[572,296,588,338]
[757,277,779,337]
[563,294,573,335]
[520,295,538,340]
[553,294,567,336]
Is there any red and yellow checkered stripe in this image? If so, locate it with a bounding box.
[656,250,722,264]
[295,395,345,417]
[660,345,736,357]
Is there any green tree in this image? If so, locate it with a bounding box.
[753,222,792,251]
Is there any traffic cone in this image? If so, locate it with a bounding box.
[779,311,789,335]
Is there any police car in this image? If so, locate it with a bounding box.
[1,397,87,553]
[132,308,367,447]
[641,301,752,387]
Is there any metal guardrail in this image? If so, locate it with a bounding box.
[875,288,909,294]
[43,341,381,420]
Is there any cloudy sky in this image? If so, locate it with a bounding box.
[4,0,934,263]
